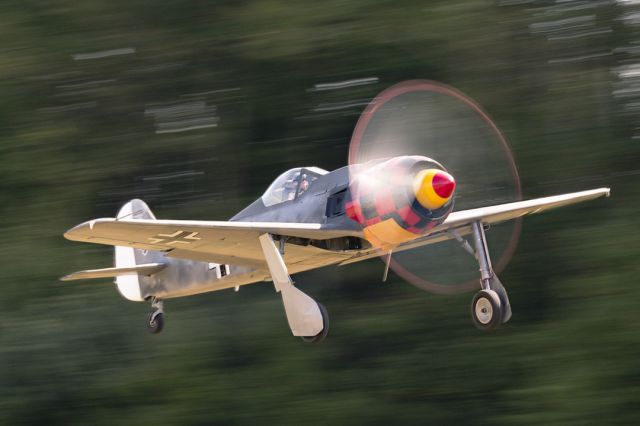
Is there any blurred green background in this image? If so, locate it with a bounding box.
[1,0,639,424]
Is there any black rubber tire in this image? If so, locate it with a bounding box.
[471,290,503,331]
[301,303,329,344]
[147,312,164,334]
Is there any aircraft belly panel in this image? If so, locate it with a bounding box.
[145,244,360,299]
[167,248,266,269]
[153,270,269,299]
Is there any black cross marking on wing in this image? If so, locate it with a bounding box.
[148,230,201,245]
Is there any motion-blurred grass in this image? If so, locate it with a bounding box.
[1,1,639,425]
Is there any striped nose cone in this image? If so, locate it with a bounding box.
[414,169,456,210]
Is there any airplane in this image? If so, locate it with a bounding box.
[62,154,610,342]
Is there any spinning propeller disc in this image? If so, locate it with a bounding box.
[348,80,522,294]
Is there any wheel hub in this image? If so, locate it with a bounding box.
[475,297,494,324]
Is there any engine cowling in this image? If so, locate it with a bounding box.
[345,156,456,248]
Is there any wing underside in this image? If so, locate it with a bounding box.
[437,187,610,230]
[64,219,363,268]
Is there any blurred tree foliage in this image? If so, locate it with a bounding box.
[1,0,639,425]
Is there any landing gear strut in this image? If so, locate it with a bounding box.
[469,221,512,331]
[258,233,329,343]
[147,297,164,334]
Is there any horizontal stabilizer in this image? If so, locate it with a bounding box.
[60,263,166,282]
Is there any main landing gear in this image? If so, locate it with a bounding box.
[258,233,330,343]
[300,302,330,343]
[146,297,164,334]
[471,289,502,330]
[467,221,512,331]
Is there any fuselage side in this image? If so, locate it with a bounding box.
[136,156,455,300]
[140,165,367,299]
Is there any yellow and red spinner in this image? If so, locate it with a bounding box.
[345,155,455,248]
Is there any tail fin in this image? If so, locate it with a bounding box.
[115,199,163,301]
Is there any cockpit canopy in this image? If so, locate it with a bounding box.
[261,167,328,207]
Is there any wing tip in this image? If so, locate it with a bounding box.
[591,187,611,198]
[59,273,80,282]
[63,218,113,241]
[62,227,78,241]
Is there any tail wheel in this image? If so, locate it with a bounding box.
[147,312,164,334]
[301,303,330,344]
[471,290,503,331]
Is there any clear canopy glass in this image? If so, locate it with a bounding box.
[261,167,328,207]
